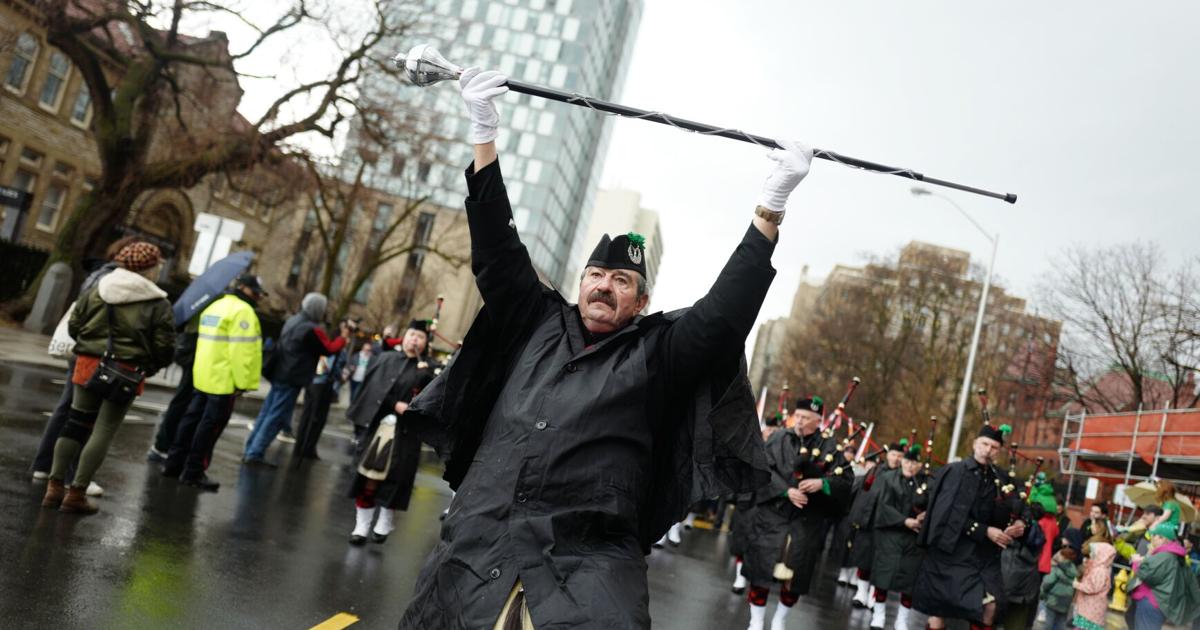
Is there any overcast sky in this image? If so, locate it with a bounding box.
[214,1,1199,349]
[596,1,1200,347]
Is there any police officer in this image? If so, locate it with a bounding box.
[164,275,266,491]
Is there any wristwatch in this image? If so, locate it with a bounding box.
[755,205,785,225]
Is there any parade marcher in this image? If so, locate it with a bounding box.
[999,504,1047,630]
[828,443,861,586]
[346,319,435,545]
[913,424,1026,630]
[1037,547,1077,630]
[731,412,784,593]
[163,275,265,491]
[836,454,877,587]
[1129,523,1200,630]
[294,328,352,461]
[396,66,799,629]
[743,398,855,630]
[868,445,927,630]
[849,440,905,607]
[30,234,139,497]
[41,242,174,514]
[243,293,350,467]
[1070,541,1115,630]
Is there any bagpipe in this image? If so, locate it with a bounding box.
[794,377,861,485]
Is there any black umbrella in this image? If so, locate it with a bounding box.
[172,251,254,326]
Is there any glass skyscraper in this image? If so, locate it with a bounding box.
[367,0,643,288]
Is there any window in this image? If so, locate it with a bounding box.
[414,211,435,246]
[466,23,485,46]
[5,33,39,93]
[538,111,556,135]
[417,161,431,183]
[20,147,43,168]
[36,183,66,230]
[69,87,92,125]
[373,202,393,231]
[391,153,406,177]
[39,51,71,111]
[562,17,580,41]
[52,161,72,178]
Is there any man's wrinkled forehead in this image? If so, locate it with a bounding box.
[584,265,636,281]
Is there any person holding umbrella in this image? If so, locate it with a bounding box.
[163,275,266,491]
[147,251,255,463]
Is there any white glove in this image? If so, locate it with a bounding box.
[459,67,509,144]
[757,139,814,212]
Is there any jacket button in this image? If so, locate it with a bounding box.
[516,492,528,503]
[534,420,547,430]
[490,568,502,580]
[564,363,577,373]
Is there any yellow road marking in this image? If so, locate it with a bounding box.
[309,612,359,630]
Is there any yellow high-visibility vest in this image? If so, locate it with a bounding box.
[192,294,262,395]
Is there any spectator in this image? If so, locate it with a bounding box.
[30,235,140,496]
[1090,502,1115,539]
[293,329,351,460]
[1130,524,1200,629]
[1071,541,1116,630]
[1039,546,1078,630]
[146,312,201,463]
[40,242,174,514]
[163,275,266,491]
[242,293,350,467]
[1038,500,1061,576]
[371,325,395,354]
[1116,506,1164,562]
[1151,479,1182,533]
[1054,500,1071,546]
[348,342,373,402]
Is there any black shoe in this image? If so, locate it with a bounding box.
[731,585,745,595]
[349,534,367,546]
[370,532,388,544]
[161,465,182,479]
[181,475,220,492]
[147,449,167,464]
[242,457,277,469]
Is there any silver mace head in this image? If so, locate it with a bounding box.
[393,44,462,87]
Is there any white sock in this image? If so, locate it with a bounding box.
[894,604,911,630]
[667,522,683,544]
[373,508,396,535]
[352,506,374,537]
[733,561,747,588]
[770,603,791,630]
[870,600,886,628]
[747,603,766,630]
[854,578,870,604]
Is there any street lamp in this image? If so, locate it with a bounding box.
[911,186,999,462]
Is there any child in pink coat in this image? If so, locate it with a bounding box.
[1071,542,1116,630]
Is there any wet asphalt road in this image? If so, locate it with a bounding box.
[0,361,943,629]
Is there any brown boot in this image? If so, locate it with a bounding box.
[41,479,66,509]
[59,485,99,515]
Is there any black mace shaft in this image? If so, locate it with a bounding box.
[505,78,1017,204]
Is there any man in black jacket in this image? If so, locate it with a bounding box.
[242,293,350,466]
[398,67,813,629]
[913,424,1027,630]
[742,398,855,630]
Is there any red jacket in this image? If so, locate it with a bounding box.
[1038,513,1059,573]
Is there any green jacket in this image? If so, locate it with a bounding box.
[1131,541,1200,626]
[1039,558,1078,614]
[69,267,175,375]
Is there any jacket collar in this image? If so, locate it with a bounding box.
[97,267,168,304]
[1151,540,1186,557]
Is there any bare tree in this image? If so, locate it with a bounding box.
[776,247,1052,459]
[1040,243,1200,412]
[9,0,423,310]
[289,103,468,323]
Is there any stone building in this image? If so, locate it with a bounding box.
[0,0,271,288]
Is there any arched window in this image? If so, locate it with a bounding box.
[39,50,72,110]
[4,32,40,93]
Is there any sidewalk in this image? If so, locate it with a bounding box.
[0,326,349,409]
